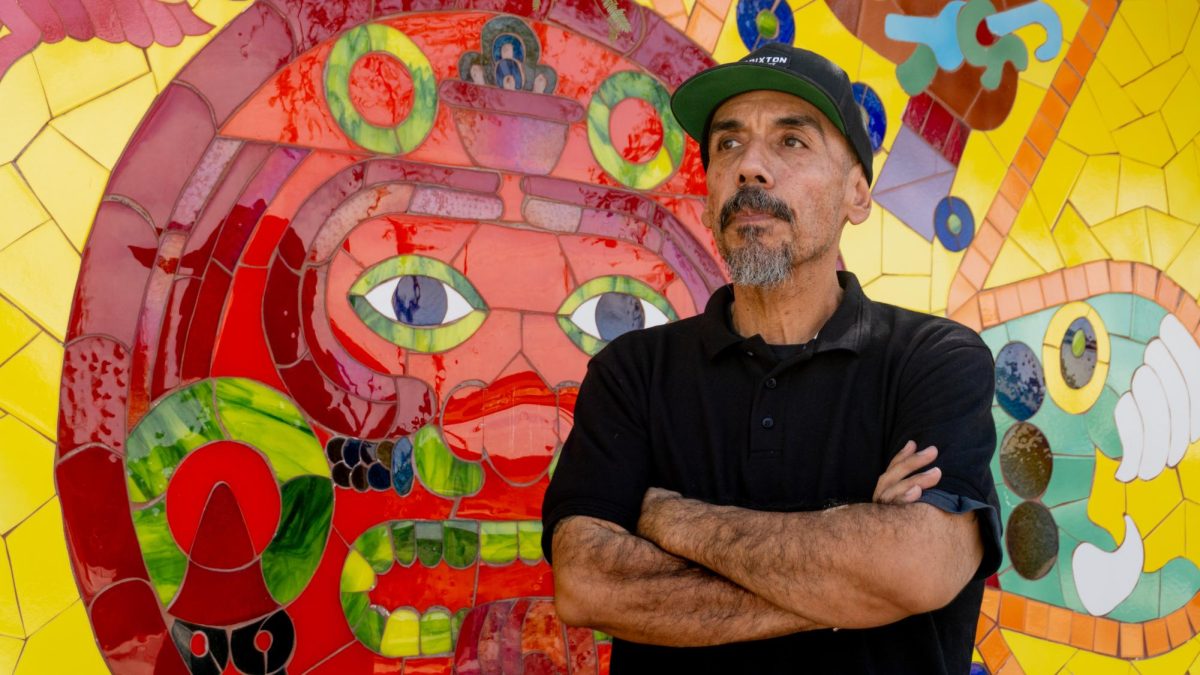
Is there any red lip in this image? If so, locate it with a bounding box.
[442,371,578,424]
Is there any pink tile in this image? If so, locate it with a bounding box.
[950,300,983,331]
[1157,275,1183,311]
[1084,260,1111,295]
[1135,264,1160,299]
[961,248,991,289]
[987,197,1018,236]
[1017,278,1044,313]
[997,285,1022,322]
[1109,261,1134,293]
[947,275,979,315]
[975,222,1004,261]
[1041,271,1067,306]
[1175,297,1200,333]
[979,291,1001,327]
[1064,266,1089,300]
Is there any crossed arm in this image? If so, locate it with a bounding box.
[551,441,982,645]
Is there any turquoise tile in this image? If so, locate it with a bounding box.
[1107,336,1147,392]
[999,565,1065,607]
[1086,387,1122,460]
[1107,567,1160,622]
[1042,455,1096,508]
[1031,400,1094,457]
[980,324,1010,356]
[1006,307,1059,351]
[1130,297,1168,344]
[1158,557,1200,615]
[1088,293,1134,338]
[1051,499,1117,551]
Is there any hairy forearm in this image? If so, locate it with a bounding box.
[641,498,981,629]
[551,516,822,646]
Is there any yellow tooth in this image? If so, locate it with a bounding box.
[380,608,421,657]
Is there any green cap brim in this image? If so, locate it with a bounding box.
[670,62,848,146]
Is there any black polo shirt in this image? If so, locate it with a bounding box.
[542,272,1002,674]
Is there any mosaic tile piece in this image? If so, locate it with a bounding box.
[7,499,79,635]
[0,332,62,439]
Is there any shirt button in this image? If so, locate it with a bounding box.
[761,416,774,429]
[765,377,777,389]
[746,350,755,357]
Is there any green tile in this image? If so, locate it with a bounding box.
[262,476,334,604]
[480,521,518,564]
[354,523,394,574]
[443,520,478,569]
[126,380,222,501]
[413,425,483,498]
[1107,336,1147,392]
[1056,531,1086,614]
[420,608,453,654]
[1086,387,1122,460]
[1030,400,1094,456]
[1088,293,1134,338]
[999,565,1064,608]
[415,520,443,567]
[352,605,387,651]
[1158,557,1200,616]
[1130,297,1168,344]
[131,503,185,604]
[392,521,416,566]
[980,324,1011,356]
[1041,455,1095,508]
[1106,567,1160,622]
[517,521,543,563]
[1005,307,1058,352]
[214,378,327,481]
[1050,499,1117,551]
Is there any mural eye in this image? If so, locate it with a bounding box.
[557,276,677,355]
[349,255,487,352]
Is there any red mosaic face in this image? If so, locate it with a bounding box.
[57,2,723,673]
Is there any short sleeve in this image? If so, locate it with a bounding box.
[540,347,652,564]
[888,330,1003,580]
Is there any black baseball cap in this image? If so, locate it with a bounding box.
[671,43,874,185]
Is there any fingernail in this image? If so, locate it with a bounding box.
[917,447,933,455]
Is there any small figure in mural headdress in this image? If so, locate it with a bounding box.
[459,15,557,94]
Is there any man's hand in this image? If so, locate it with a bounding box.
[874,440,940,504]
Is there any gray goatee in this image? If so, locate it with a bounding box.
[716,187,796,288]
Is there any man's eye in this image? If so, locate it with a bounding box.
[717,137,740,150]
[784,136,805,148]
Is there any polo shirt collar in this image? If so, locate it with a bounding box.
[699,271,867,360]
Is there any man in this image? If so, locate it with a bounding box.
[541,43,1002,674]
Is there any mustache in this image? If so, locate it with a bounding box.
[719,187,796,231]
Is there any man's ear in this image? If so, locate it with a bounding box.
[844,164,872,225]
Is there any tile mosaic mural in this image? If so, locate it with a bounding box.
[0,0,1197,672]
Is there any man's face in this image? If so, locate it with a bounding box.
[701,89,862,286]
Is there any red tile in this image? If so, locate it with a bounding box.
[1143,618,1170,655]
[629,10,715,88]
[278,356,403,439]
[68,200,158,347]
[1069,613,1095,649]
[546,0,646,56]
[263,262,305,366]
[267,0,371,53]
[1108,261,1134,292]
[1120,622,1145,658]
[903,92,934,131]
[1017,278,1044,314]
[979,291,1001,327]
[90,580,189,674]
[58,336,129,458]
[996,285,1022,322]
[1094,618,1119,655]
[149,276,201,402]
[1084,260,1111,295]
[1135,263,1160,298]
[1156,274,1182,311]
[1064,266,1089,300]
[1041,271,1068,307]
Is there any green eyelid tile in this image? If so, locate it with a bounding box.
[517,521,543,563]
[214,378,328,481]
[412,425,483,498]
[479,521,518,564]
[593,630,611,643]
[420,608,453,655]
[351,296,488,353]
[352,605,388,652]
[557,316,606,356]
[415,520,444,567]
[392,521,416,566]
[131,504,186,604]
[341,590,370,631]
[443,520,479,569]
[341,549,377,593]
[261,476,334,604]
[126,381,223,501]
[354,523,395,574]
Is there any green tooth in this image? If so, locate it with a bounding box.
[443,520,479,568]
[420,608,453,654]
[392,521,416,566]
[354,523,394,574]
[517,521,543,563]
[415,521,444,567]
[451,608,469,645]
[480,521,519,564]
[380,608,421,657]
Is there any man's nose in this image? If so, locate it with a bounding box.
[736,142,773,188]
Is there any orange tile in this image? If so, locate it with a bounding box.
[1041,271,1068,306]
[1042,91,1069,129]
[1079,12,1107,52]
[1029,115,1056,156]
[1017,277,1044,313]
[1093,0,1117,24]
[1014,141,1044,183]
[987,199,1018,237]
[685,7,723,49]
[1094,617,1120,656]
[1120,622,1145,658]
[1166,608,1192,648]
[975,222,1004,260]
[950,299,983,332]
[977,613,995,642]
[1064,265,1089,300]
[1135,264,1159,298]
[1000,593,1027,631]
[1109,260,1133,293]
[1070,612,1095,649]
[961,248,990,289]
[1053,63,1083,102]
[1084,260,1111,294]
[1188,592,1200,629]
[1194,323,1200,344]
[996,658,1025,675]
[1000,170,1029,212]
[1065,38,1095,76]
[997,285,1023,322]
[981,588,1001,620]
[1156,275,1182,311]
[979,627,1010,671]
[1144,618,1170,655]
[979,291,1000,326]
[1025,600,1050,638]
[1047,606,1073,643]
[1176,296,1200,333]
[948,274,979,315]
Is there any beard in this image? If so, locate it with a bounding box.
[715,187,798,288]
